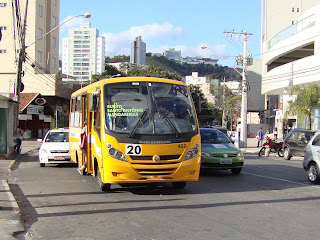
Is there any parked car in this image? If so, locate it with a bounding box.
[282,129,317,160]
[207,126,234,142]
[303,131,320,184]
[200,128,244,174]
[38,128,72,167]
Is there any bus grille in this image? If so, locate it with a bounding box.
[130,155,181,161]
[136,168,176,175]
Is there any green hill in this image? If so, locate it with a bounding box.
[106,55,241,80]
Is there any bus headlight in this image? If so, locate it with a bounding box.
[183,143,199,161]
[107,143,127,162]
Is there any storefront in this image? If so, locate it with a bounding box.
[17,93,54,139]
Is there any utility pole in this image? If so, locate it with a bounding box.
[13,0,28,124]
[224,30,253,148]
[222,76,227,128]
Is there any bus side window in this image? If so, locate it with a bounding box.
[93,96,101,139]
[75,96,82,127]
[70,98,76,127]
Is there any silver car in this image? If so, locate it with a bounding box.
[303,131,320,184]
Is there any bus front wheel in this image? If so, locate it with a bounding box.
[172,182,187,189]
[97,168,111,192]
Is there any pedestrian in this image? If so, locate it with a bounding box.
[78,121,88,175]
[15,126,24,154]
[257,127,264,148]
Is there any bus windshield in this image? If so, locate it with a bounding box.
[104,81,197,135]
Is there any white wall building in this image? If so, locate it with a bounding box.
[261,1,320,131]
[164,48,182,63]
[130,36,146,66]
[182,57,218,66]
[62,22,105,82]
[185,72,215,104]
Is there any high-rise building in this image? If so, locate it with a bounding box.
[0,0,62,96]
[130,36,146,66]
[62,22,105,82]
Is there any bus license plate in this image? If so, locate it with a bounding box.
[220,159,232,164]
[54,156,65,160]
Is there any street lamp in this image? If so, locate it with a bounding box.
[26,12,91,49]
[14,12,91,122]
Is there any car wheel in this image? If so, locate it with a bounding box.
[307,162,320,184]
[40,163,45,167]
[231,168,242,175]
[258,147,266,157]
[97,167,111,192]
[278,149,284,157]
[172,182,187,189]
[283,148,292,160]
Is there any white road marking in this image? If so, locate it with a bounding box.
[242,171,320,188]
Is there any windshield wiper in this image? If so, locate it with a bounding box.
[156,107,180,137]
[128,109,149,138]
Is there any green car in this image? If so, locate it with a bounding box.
[200,128,244,175]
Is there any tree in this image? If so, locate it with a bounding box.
[126,65,182,80]
[91,65,124,82]
[188,84,222,125]
[210,82,241,130]
[285,84,320,130]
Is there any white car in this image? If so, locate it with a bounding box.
[38,128,72,167]
[303,131,320,184]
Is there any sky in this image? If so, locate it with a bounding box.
[59,0,262,67]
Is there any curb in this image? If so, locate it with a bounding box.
[1,180,25,239]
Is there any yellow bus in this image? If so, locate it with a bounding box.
[69,77,201,191]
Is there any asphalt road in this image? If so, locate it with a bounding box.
[9,149,320,240]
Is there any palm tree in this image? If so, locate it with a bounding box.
[286,84,320,129]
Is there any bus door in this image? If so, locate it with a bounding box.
[88,89,101,175]
[81,94,88,170]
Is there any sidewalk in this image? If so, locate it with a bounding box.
[240,137,261,154]
[0,139,41,239]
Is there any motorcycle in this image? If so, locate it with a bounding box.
[258,136,284,157]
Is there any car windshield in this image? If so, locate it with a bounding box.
[45,132,69,142]
[201,130,231,144]
[104,81,197,135]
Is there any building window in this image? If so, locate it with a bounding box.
[52,37,56,47]
[53,0,56,6]
[0,50,7,53]
[52,16,57,27]
[292,20,295,25]
[297,8,299,12]
[38,28,43,39]
[38,5,43,17]
[0,3,7,7]
[292,7,294,12]
[37,51,42,62]
[0,26,7,30]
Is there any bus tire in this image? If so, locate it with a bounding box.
[40,163,45,167]
[97,167,111,192]
[172,182,187,189]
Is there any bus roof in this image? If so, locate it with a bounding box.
[71,77,185,97]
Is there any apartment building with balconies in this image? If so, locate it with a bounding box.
[62,22,105,83]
